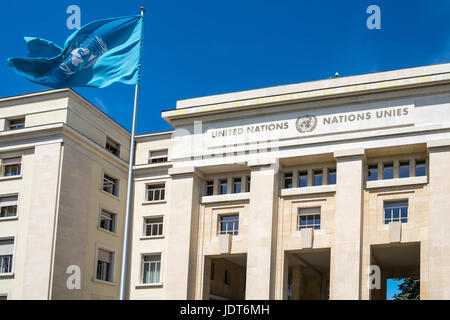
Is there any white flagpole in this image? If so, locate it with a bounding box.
[119,6,145,300]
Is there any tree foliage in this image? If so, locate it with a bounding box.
[393,278,420,300]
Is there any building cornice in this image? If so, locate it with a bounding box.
[162,63,450,125]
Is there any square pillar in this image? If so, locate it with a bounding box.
[245,159,279,299]
[164,167,203,299]
[427,139,450,299]
[331,148,365,300]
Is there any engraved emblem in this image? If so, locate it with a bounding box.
[296,115,318,133]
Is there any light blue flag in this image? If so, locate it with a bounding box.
[7,15,143,88]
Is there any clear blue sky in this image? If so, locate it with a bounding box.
[1,0,449,136]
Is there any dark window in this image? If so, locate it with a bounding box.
[415,160,426,177]
[8,118,25,130]
[219,179,227,195]
[246,176,251,192]
[384,201,408,224]
[102,174,118,196]
[368,165,378,181]
[149,150,168,163]
[224,270,230,285]
[0,196,18,218]
[210,262,215,280]
[219,215,239,236]
[1,157,22,177]
[399,161,410,178]
[233,178,241,193]
[313,169,323,186]
[144,217,164,237]
[298,171,308,187]
[206,181,214,196]
[100,210,116,233]
[105,138,120,157]
[327,169,336,185]
[96,249,112,282]
[284,172,293,189]
[383,162,394,180]
[146,184,165,201]
[298,208,321,230]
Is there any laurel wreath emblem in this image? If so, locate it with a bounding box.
[295,115,318,133]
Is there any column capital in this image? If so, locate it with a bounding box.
[427,139,450,151]
[168,166,205,180]
[333,148,366,161]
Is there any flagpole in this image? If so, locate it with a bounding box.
[119,6,145,300]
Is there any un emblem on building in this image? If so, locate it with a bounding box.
[296,115,318,133]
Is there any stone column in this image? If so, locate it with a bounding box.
[427,139,450,299]
[331,148,365,300]
[245,159,279,299]
[164,166,203,299]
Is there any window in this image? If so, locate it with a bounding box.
[233,178,241,193]
[283,172,293,189]
[102,174,118,196]
[149,150,168,164]
[1,157,21,177]
[99,210,116,233]
[0,295,6,300]
[144,217,163,237]
[146,184,165,202]
[105,138,120,157]
[298,171,308,187]
[327,169,336,185]
[210,262,215,280]
[219,215,239,236]
[383,162,394,180]
[0,239,14,274]
[142,254,161,284]
[384,201,408,224]
[313,169,323,186]
[368,164,378,181]
[415,160,426,177]
[298,207,321,230]
[246,176,251,192]
[224,269,230,285]
[96,249,113,282]
[8,118,25,130]
[0,196,18,219]
[205,180,214,196]
[219,179,227,195]
[399,161,410,178]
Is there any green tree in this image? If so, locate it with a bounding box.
[393,278,420,300]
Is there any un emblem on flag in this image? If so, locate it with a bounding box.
[296,115,318,133]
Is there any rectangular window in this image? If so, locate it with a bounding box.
[205,180,214,196]
[415,160,426,177]
[298,171,308,187]
[368,164,378,181]
[327,169,336,185]
[219,179,227,195]
[105,138,120,157]
[0,196,18,218]
[146,184,165,202]
[383,162,394,180]
[96,249,113,282]
[224,269,230,285]
[219,215,239,236]
[1,157,22,177]
[99,210,116,233]
[8,118,25,130]
[313,169,323,186]
[233,178,241,193]
[283,172,293,189]
[399,161,410,178]
[384,201,408,224]
[0,295,7,300]
[102,174,118,196]
[0,238,14,274]
[246,176,251,192]
[144,217,163,237]
[149,150,168,164]
[142,254,161,284]
[298,207,321,230]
